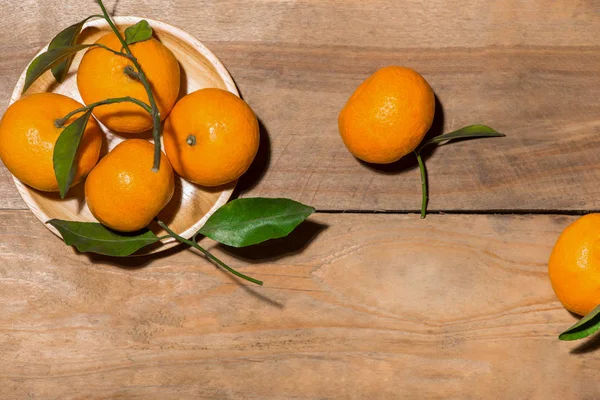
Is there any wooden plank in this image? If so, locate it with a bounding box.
[227,44,600,211]
[0,167,23,210]
[1,210,599,398]
[0,1,599,211]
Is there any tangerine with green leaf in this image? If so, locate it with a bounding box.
[77,31,180,133]
[0,93,102,192]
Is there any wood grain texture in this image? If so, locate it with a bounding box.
[1,211,599,399]
[1,0,599,211]
[1,2,599,398]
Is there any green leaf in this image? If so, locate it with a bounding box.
[48,16,97,83]
[23,44,90,93]
[48,219,159,257]
[124,20,153,45]
[198,198,315,248]
[422,124,505,147]
[53,109,93,199]
[559,304,600,341]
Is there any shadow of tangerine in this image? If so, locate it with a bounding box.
[233,118,272,197]
[177,61,189,101]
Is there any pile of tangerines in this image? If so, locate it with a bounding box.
[0,31,260,232]
[0,18,598,339]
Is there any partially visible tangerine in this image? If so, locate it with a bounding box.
[548,214,600,316]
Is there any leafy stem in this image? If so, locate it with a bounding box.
[157,221,264,286]
[413,125,505,219]
[92,42,129,57]
[414,150,428,219]
[49,199,313,282]
[123,65,142,81]
[96,0,162,172]
[55,96,152,128]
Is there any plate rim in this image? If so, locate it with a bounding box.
[9,16,238,252]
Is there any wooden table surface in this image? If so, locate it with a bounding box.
[1,0,599,398]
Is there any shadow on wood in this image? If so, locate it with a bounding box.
[111,0,122,15]
[570,332,600,354]
[85,241,187,269]
[357,94,445,175]
[234,118,272,196]
[221,270,286,308]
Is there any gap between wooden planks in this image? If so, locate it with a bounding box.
[1,210,600,398]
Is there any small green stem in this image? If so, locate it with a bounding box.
[157,221,264,286]
[91,42,129,57]
[55,96,152,128]
[124,65,145,83]
[97,0,162,172]
[415,150,428,219]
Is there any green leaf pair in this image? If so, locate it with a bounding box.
[49,198,315,257]
[23,44,92,94]
[415,125,505,219]
[47,16,99,84]
[420,124,505,148]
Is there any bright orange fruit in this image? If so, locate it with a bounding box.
[85,139,175,232]
[0,93,102,192]
[77,32,180,133]
[548,214,600,316]
[338,66,435,164]
[163,88,259,187]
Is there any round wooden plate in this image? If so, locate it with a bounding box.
[10,16,238,255]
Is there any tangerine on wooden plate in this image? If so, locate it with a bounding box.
[9,16,238,253]
[77,31,181,134]
[163,88,260,187]
[85,139,175,232]
[0,92,102,192]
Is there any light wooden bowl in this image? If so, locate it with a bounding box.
[10,16,238,255]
